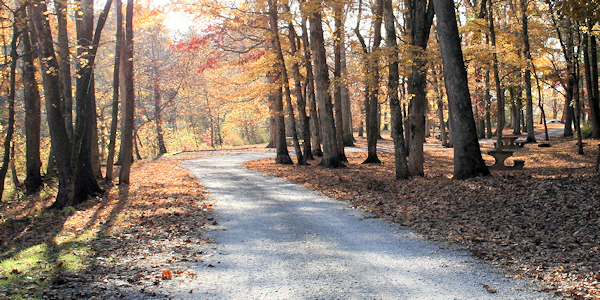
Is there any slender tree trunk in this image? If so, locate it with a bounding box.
[30,0,74,208]
[433,0,490,179]
[584,32,600,138]
[341,42,354,146]
[119,0,135,184]
[105,0,123,182]
[154,83,168,155]
[23,19,43,194]
[383,0,409,179]
[269,71,292,164]
[333,2,347,161]
[285,4,312,160]
[307,1,343,167]
[268,0,305,165]
[56,0,74,139]
[301,18,322,157]
[0,21,20,200]
[355,0,383,164]
[521,0,536,143]
[490,1,505,150]
[406,0,434,176]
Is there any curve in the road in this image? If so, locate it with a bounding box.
[179,154,555,299]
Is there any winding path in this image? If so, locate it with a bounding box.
[179,154,555,299]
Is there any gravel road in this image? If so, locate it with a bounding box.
[179,153,555,299]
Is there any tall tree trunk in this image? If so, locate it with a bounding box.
[489,1,505,150]
[584,32,600,138]
[406,0,434,176]
[154,83,168,155]
[119,0,135,184]
[105,0,123,182]
[341,42,355,146]
[285,5,312,160]
[269,73,292,164]
[307,1,344,167]
[0,20,21,200]
[71,0,111,203]
[55,0,74,139]
[333,1,347,161]
[383,0,409,179]
[301,17,322,157]
[30,0,74,208]
[433,0,490,179]
[591,33,600,133]
[23,18,43,194]
[521,0,536,143]
[268,0,305,165]
[355,0,383,164]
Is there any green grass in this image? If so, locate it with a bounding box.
[0,232,95,299]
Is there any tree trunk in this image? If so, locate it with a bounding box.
[30,0,74,208]
[355,0,383,164]
[0,20,20,200]
[406,0,434,176]
[268,0,305,165]
[154,83,168,155]
[119,0,135,184]
[269,73,292,164]
[584,32,600,138]
[341,43,354,146]
[23,20,43,194]
[105,0,123,182]
[521,0,536,143]
[433,0,490,179]
[285,5,312,160]
[301,17,322,157]
[56,0,74,139]
[333,2,347,161]
[307,1,344,168]
[383,0,409,179]
[489,1,505,150]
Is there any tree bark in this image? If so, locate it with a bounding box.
[285,4,312,160]
[383,0,409,179]
[333,1,347,161]
[0,18,21,200]
[30,0,74,208]
[521,0,536,143]
[268,0,305,165]
[301,17,322,157]
[406,0,434,176]
[433,0,490,179]
[22,16,43,194]
[307,1,344,167]
[355,0,383,164]
[105,0,123,182]
[56,0,74,139]
[489,1,505,150]
[269,73,292,164]
[341,42,354,146]
[584,32,600,138]
[119,0,135,184]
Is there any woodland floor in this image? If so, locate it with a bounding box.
[245,124,600,300]
[0,124,598,299]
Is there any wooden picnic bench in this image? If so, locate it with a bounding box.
[486,150,525,170]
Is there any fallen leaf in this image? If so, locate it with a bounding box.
[161,270,173,280]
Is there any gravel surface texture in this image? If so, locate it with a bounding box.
[180,153,556,299]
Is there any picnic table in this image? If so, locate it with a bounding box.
[494,136,525,149]
[486,150,525,170]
